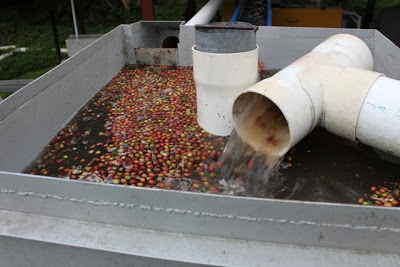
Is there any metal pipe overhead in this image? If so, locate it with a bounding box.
[70,0,79,39]
[186,0,224,26]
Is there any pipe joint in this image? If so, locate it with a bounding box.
[320,65,384,141]
[232,34,400,159]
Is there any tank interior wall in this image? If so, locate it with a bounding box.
[179,25,400,80]
[124,21,183,64]
[131,21,182,48]
[0,21,182,172]
[0,26,126,172]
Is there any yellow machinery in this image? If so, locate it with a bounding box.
[272,7,343,28]
[222,0,344,28]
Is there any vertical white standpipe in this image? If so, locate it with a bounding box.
[193,46,258,136]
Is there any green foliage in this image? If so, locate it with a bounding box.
[11,0,400,84]
[70,0,141,28]
[154,0,208,21]
[0,24,72,48]
[347,0,400,18]
[0,48,14,56]
[0,9,72,48]
[15,66,55,79]
[155,0,188,21]
[0,50,61,80]
[0,92,13,100]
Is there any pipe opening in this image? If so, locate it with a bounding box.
[233,92,290,159]
[162,36,179,48]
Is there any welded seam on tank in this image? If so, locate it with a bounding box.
[1,188,399,233]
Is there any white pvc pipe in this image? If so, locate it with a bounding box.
[0,47,28,62]
[193,45,258,136]
[233,34,374,158]
[0,45,17,50]
[232,34,400,160]
[186,0,224,26]
[357,76,400,156]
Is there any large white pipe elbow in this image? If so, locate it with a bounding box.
[233,34,373,158]
[233,34,400,159]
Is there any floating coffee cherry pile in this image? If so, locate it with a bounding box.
[26,65,226,193]
[26,64,397,208]
[358,182,400,207]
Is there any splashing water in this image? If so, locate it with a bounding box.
[217,130,290,198]
[215,92,301,198]
[216,99,363,202]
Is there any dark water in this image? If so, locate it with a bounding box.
[218,127,400,204]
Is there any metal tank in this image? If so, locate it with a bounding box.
[1,21,400,266]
